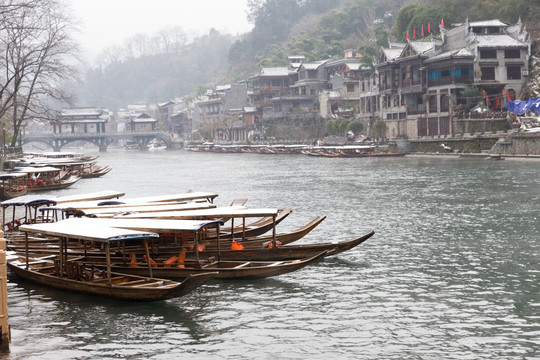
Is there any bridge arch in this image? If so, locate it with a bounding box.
[21,131,173,152]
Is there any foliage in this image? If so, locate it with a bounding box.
[394,0,540,41]
[348,120,364,135]
[0,0,79,145]
[326,117,351,135]
[460,85,482,110]
[371,119,387,139]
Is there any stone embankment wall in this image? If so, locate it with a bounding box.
[409,136,500,154]
[408,133,540,155]
[491,133,540,155]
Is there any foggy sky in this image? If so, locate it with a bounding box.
[70,0,253,60]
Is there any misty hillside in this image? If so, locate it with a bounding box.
[75,0,539,109]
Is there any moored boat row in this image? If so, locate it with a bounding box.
[3,190,375,302]
[0,152,112,200]
[184,143,405,157]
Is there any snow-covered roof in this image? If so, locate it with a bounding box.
[425,48,474,63]
[467,19,508,27]
[301,60,329,71]
[60,108,103,117]
[258,67,290,77]
[382,48,402,61]
[216,85,231,91]
[409,41,434,55]
[131,117,157,123]
[474,34,526,48]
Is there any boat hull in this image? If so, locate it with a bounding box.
[8,258,216,302]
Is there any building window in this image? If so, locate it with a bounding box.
[347,84,355,93]
[480,49,497,59]
[504,49,521,59]
[507,66,521,80]
[481,67,495,81]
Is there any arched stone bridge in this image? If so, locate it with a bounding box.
[21,131,173,152]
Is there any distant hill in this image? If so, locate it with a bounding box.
[75,0,539,109]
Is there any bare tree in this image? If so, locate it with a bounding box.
[0,0,79,146]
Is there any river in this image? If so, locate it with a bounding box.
[2,149,539,359]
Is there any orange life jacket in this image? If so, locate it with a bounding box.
[177,248,187,268]
[130,253,138,267]
[164,256,178,268]
[231,241,245,250]
[267,241,282,248]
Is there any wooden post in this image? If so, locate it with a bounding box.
[0,231,11,347]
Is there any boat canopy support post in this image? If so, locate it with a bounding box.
[105,243,112,285]
[143,239,153,278]
[216,224,221,261]
[272,214,277,247]
[24,232,29,270]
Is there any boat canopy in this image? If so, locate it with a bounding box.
[10,166,63,173]
[42,201,218,215]
[60,217,225,233]
[0,173,27,180]
[1,194,58,207]
[127,191,219,203]
[115,207,280,219]
[55,191,125,203]
[18,219,160,243]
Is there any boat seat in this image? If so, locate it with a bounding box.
[233,262,251,268]
[268,261,285,267]
[202,260,218,268]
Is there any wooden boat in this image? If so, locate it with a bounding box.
[11,221,217,301]
[115,207,292,239]
[302,145,405,157]
[15,218,327,280]
[0,173,28,200]
[205,215,325,248]
[1,195,58,232]
[0,191,215,232]
[102,251,328,280]
[8,254,216,302]
[8,216,327,257]
[181,230,375,261]
[10,166,81,192]
[44,201,219,219]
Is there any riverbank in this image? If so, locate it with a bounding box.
[408,152,540,161]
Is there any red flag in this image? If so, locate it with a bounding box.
[506,90,512,102]
[428,21,431,33]
[406,31,409,41]
[413,28,416,39]
[485,93,491,106]
[441,18,444,28]
[421,25,424,37]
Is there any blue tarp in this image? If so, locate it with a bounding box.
[507,97,540,115]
